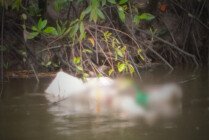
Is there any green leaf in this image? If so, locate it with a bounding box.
[69,23,79,38]
[27,32,39,39]
[82,49,93,53]
[38,19,47,30]
[32,26,38,31]
[107,0,116,4]
[115,48,123,57]
[79,22,86,41]
[76,66,83,71]
[53,63,59,68]
[56,21,67,35]
[90,8,98,23]
[77,0,84,4]
[103,31,112,42]
[73,57,81,64]
[117,63,126,72]
[44,27,58,36]
[12,0,22,10]
[70,19,79,26]
[138,13,155,21]
[139,54,145,61]
[133,15,140,24]
[137,48,142,53]
[97,9,105,20]
[108,68,114,76]
[54,0,68,12]
[134,13,155,24]
[80,6,91,20]
[101,0,107,6]
[91,0,99,7]
[56,22,62,34]
[119,0,128,5]
[128,64,135,74]
[83,73,89,79]
[46,61,52,66]
[117,6,125,22]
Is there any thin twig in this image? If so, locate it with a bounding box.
[135,28,199,66]
[0,6,5,97]
[104,12,142,79]
[95,24,99,64]
[192,33,201,61]
[37,45,62,54]
[88,25,143,79]
[148,44,173,70]
[30,63,39,83]
[170,0,209,30]
[86,28,114,69]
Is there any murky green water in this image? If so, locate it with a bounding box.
[0,67,208,140]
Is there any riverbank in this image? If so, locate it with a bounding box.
[0,0,208,80]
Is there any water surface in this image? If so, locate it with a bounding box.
[0,67,208,140]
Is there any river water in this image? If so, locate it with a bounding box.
[0,67,208,140]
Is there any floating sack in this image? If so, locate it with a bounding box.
[86,77,114,88]
[84,77,116,114]
[113,95,146,118]
[45,71,182,120]
[45,71,85,102]
[45,71,114,103]
[146,84,182,118]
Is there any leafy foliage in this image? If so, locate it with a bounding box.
[0,0,22,10]
[1,0,158,77]
[27,19,58,39]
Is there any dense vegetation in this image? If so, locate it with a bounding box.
[0,0,208,79]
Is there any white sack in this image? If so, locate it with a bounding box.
[45,71,85,102]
